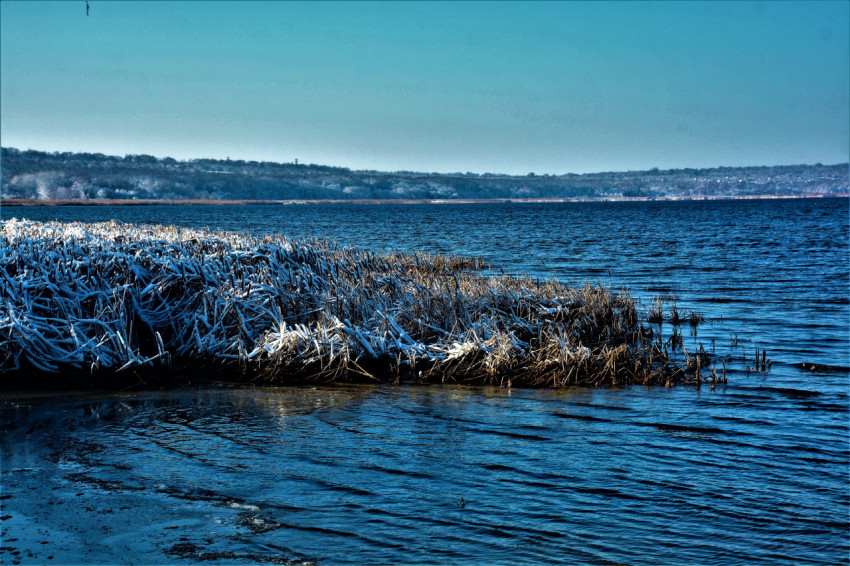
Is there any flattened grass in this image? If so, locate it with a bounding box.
[0,219,709,389]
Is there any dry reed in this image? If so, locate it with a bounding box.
[0,219,707,389]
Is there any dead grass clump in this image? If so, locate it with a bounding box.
[1,218,707,389]
[645,293,704,328]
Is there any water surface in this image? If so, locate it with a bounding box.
[1,198,848,564]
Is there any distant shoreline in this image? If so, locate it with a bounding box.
[2,194,847,207]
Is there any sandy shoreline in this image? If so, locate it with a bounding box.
[1,193,846,207]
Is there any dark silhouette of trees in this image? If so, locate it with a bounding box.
[1,147,847,201]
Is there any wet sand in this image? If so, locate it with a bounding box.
[0,390,317,565]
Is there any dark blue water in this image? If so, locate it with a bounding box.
[1,198,848,564]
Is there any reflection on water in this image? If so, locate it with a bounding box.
[1,383,847,565]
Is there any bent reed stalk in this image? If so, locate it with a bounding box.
[0,219,706,389]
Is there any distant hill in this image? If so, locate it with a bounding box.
[1,147,847,201]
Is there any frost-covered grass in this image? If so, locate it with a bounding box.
[0,218,709,389]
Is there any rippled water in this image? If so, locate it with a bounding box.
[2,198,848,564]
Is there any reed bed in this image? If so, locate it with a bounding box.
[0,218,706,389]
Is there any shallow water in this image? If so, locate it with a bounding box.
[1,198,848,564]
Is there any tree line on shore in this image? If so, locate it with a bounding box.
[1,147,846,201]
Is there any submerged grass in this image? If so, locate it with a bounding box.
[0,219,710,389]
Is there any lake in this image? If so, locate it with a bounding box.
[1,198,848,564]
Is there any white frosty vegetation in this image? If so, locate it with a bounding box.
[0,219,705,388]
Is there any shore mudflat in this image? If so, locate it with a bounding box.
[0,218,707,389]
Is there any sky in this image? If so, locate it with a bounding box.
[1,1,848,175]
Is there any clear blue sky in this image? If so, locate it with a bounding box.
[1,1,848,174]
